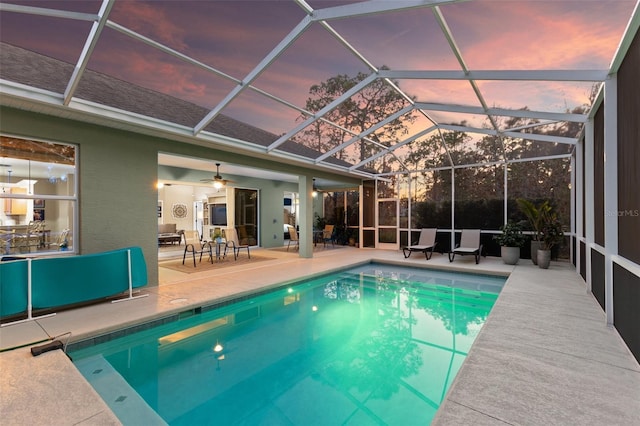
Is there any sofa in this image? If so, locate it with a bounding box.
[158,223,184,245]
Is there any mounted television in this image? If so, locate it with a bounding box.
[209,203,227,226]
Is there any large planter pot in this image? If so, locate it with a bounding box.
[530,240,542,265]
[537,249,551,269]
[501,246,520,265]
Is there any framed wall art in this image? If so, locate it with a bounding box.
[172,203,188,219]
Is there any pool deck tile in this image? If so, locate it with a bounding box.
[432,262,640,426]
[0,348,120,425]
[1,247,639,425]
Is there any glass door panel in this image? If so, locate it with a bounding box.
[234,189,258,246]
[378,199,398,249]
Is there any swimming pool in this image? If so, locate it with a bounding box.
[69,263,505,425]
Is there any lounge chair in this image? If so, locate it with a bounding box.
[448,229,483,264]
[286,225,299,251]
[403,228,437,260]
[224,227,251,260]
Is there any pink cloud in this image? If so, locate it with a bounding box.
[9,0,630,136]
[443,0,634,70]
[109,1,189,51]
[401,79,481,106]
[89,31,234,109]
[226,93,302,135]
[108,0,305,80]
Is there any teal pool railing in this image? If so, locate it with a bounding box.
[0,246,147,325]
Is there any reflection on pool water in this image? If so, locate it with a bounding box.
[69,263,505,425]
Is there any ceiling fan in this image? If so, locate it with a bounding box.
[201,163,233,188]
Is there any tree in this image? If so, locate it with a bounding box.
[297,67,417,165]
[299,69,587,249]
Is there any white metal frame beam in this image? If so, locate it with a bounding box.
[415,102,588,123]
[584,119,595,293]
[433,6,507,162]
[575,136,584,276]
[63,0,115,106]
[194,16,313,135]
[603,76,618,326]
[311,0,465,21]
[106,21,240,84]
[267,73,378,151]
[608,2,640,73]
[375,152,572,177]
[501,131,577,145]
[0,0,621,183]
[315,105,414,163]
[0,3,97,21]
[379,69,609,81]
[438,124,578,145]
[349,125,438,171]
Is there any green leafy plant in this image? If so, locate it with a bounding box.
[333,222,348,245]
[212,228,223,240]
[493,221,526,247]
[539,211,564,250]
[314,214,327,230]
[516,198,551,241]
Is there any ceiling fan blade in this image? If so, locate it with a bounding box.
[200,163,235,185]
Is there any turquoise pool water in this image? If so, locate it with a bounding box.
[69,264,505,425]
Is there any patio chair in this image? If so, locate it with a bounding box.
[49,229,70,250]
[0,229,15,255]
[403,228,437,260]
[224,227,251,260]
[13,221,43,253]
[286,225,299,251]
[182,230,212,267]
[448,229,483,264]
[322,224,335,247]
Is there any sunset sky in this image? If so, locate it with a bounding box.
[0,0,636,145]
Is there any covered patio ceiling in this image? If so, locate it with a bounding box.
[1,0,638,179]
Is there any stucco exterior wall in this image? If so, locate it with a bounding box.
[1,106,360,285]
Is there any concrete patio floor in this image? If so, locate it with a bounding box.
[1,247,638,425]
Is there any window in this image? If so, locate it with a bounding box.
[1,136,77,255]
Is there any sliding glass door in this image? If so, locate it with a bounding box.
[234,188,258,246]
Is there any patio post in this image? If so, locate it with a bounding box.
[603,75,618,327]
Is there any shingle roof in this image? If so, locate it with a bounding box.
[0,42,351,168]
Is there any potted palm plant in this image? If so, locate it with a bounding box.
[537,212,564,269]
[516,198,551,265]
[493,221,527,265]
